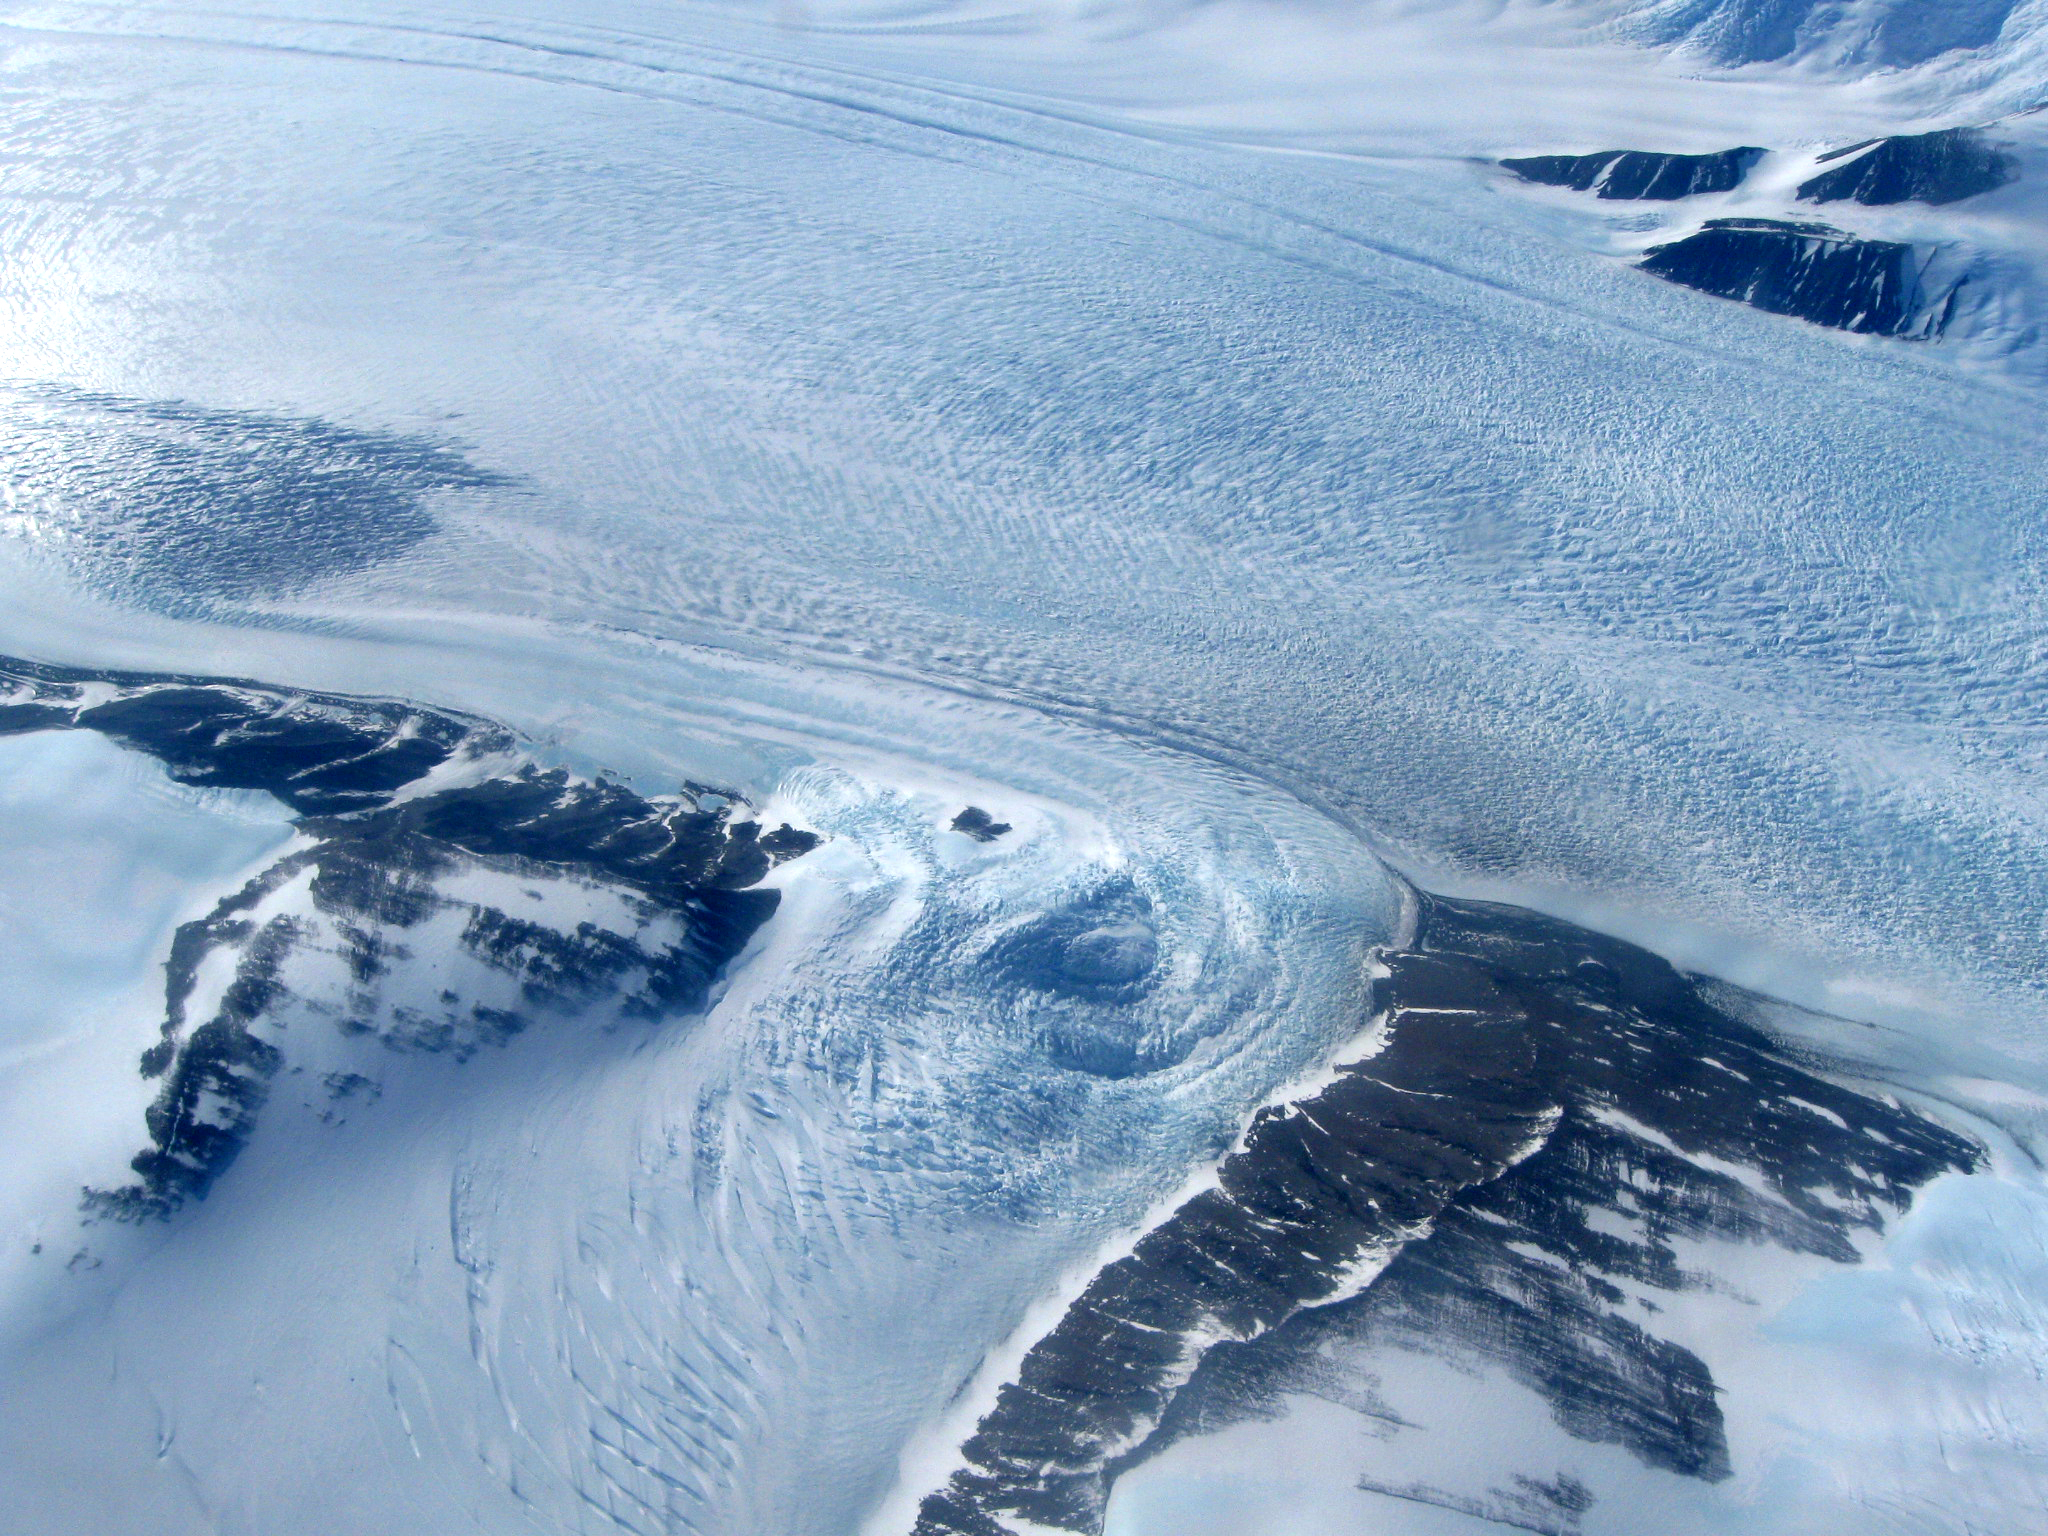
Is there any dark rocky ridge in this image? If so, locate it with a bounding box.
[913,894,1978,1535]
[951,806,1012,842]
[0,655,817,1219]
[1502,147,1764,200]
[1798,127,2017,207]
[1495,128,2019,344]
[1639,218,1954,337]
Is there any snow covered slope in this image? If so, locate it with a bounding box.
[0,0,2041,1532]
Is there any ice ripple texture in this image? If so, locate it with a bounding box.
[0,387,511,609]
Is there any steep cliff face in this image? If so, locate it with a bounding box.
[0,2,2044,1533]
[1638,219,1951,336]
[1797,128,2019,206]
[1494,116,2041,347]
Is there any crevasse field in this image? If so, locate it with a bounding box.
[0,1,2045,1532]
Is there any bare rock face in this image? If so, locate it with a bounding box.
[1639,219,1954,337]
[1797,129,2017,207]
[1502,147,1765,200]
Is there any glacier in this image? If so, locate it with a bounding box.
[0,0,2044,1532]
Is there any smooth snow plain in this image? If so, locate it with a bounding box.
[0,1,2043,1533]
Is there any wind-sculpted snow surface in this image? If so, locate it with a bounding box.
[0,0,2044,1533]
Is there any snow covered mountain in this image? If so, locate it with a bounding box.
[0,1,2044,1533]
